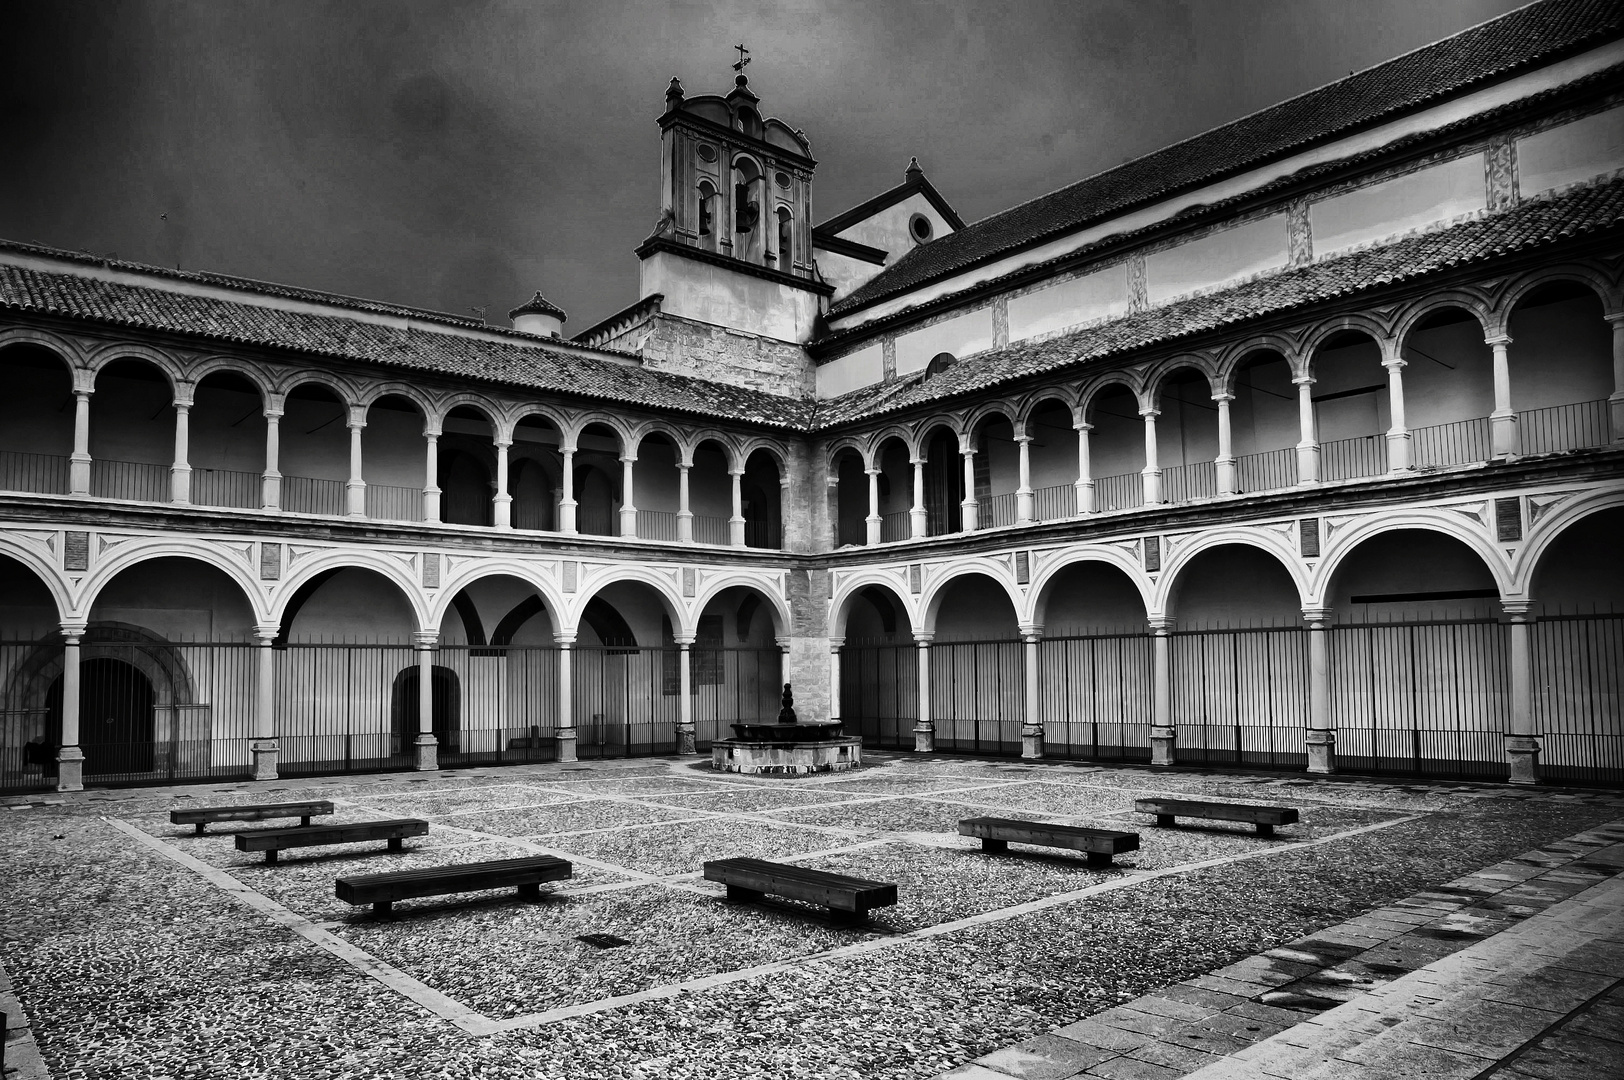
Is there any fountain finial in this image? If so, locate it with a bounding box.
[777,682,798,724]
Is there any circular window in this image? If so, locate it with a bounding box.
[696,143,717,163]
[909,213,934,243]
[774,171,791,189]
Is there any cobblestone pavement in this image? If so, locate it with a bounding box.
[3,755,1622,1080]
[939,818,1624,1080]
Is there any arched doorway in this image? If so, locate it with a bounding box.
[929,573,1021,754]
[1035,560,1151,762]
[572,581,681,757]
[48,658,155,777]
[837,585,917,749]
[689,586,783,747]
[390,665,461,756]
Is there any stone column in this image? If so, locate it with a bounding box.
[55,623,86,792]
[1303,606,1335,775]
[1383,348,1412,472]
[69,388,93,494]
[676,463,694,543]
[555,633,577,763]
[913,631,934,752]
[422,427,442,523]
[1294,375,1320,485]
[251,626,280,781]
[345,407,367,518]
[1503,600,1540,785]
[619,454,638,538]
[1149,616,1176,766]
[1140,407,1163,505]
[1021,627,1043,760]
[1487,333,1518,457]
[558,444,578,534]
[960,449,979,531]
[828,637,844,722]
[492,439,512,529]
[1075,419,1094,513]
[1015,434,1035,523]
[413,631,438,770]
[865,468,882,545]
[676,636,696,754]
[261,404,283,510]
[170,390,192,505]
[728,467,746,546]
[1214,392,1237,495]
[1607,313,1624,442]
[909,456,927,539]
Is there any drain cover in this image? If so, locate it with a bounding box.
[577,934,631,949]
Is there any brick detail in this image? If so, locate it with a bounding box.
[1287,199,1313,266]
[638,314,813,398]
[1485,136,1519,213]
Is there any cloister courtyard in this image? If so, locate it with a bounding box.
[2,752,1620,1080]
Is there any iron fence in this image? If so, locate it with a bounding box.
[636,509,681,542]
[1330,619,1509,780]
[90,458,170,503]
[1171,626,1308,769]
[281,474,347,516]
[839,641,917,748]
[1033,483,1075,521]
[694,513,731,546]
[978,492,1018,529]
[931,638,1024,755]
[1518,399,1610,455]
[365,483,425,522]
[1093,471,1143,511]
[692,647,782,747]
[191,467,261,509]
[1532,613,1623,786]
[571,645,680,756]
[880,510,910,542]
[1038,633,1153,762]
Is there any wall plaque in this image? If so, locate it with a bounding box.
[64,531,89,571]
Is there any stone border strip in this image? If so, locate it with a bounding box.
[938,818,1624,1080]
[0,951,52,1080]
[103,807,1418,1037]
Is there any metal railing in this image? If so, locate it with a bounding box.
[880,510,911,542]
[191,467,261,509]
[364,482,424,522]
[281,475,346,516]
[1160,460,1217,503]
[1093,471,1143,511]
[1320,434,1389,482]
[1518,399,1610,455]
[1411,417,1491,469]
[1531,613,1623,787]
[1039,633,1153,763]
[90,458,170,503]
[839,641,918,749]
[978,492,1018,529]
[1235,447,1297,494]
[1032,483,1075,521]
[1171,626,1309,769]
[693,514,731,546]
[636,509,680,542]
[0,450,69,495]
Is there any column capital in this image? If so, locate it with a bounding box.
[493,438,512,451]
[1211,392,1235,404]
[1484,333,1513,347]
[1013,433,1034,445]
[1381,355,1407,370]
[59,620,88,642]
[676,460,691,472]
[263,405,285,420]
[1073,419,1093,432]
[865,465,882,476]
[1019,625,1043,644]
[828,636,845,651]
[1148,615,1175,634]
[172,393,194,410]
[619,452,638,464]
[913,630,936,645]
[1501,598,1538,620]
[411,631,438,649]
[775,636,792,650]
[1301,605,1333,629]
[1291,374,1315,387]
[422,423,441,439]
[560,439,578,455]
[254,624,281,644]
[909,455,926,467]
[673,635,696,648]
[553,632,577,647]
[346,405,369,428]
[1603,310,1624,326]
[1138,406,1161,419]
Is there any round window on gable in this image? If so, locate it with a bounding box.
[774,171,791,189]
[909,213,934,244]
[696,143,717,163]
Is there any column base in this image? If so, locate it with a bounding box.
[676,725,697,756]
[1505,735,1541,786]
[1020,724,1044,761]
[55,745,85,793]
[556,728,578,764]
[913,722,935,754]
[1305,729,1336,775]
[250,739,280,782]
[413,734,438,772]
[1149,727,1176,767]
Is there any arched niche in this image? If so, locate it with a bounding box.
[572,578,682,756]
[280,382,351,515]
[1156,368,1218,502]
[277,566,417,644]
[0,552,62,638]
[830,446,869,547]
[1399,306,1492,467]
[0,343,74,495]
[89,556,258,641]
[1167,543,1301,629]
[689,585,784,744]
[440,405,496,527]
[1026,397,1078,520]
[512,413,565,532]
[574,421,624,537]
[1307,329,1389,481]
[874,436,912,541]
[835,582,917,750]
[928,571,1022,755]
[1228,349,1298,492]
[967,411,1015,528]
[741,447,782,549]
[1506,281,1613,453]
[632,431,681,540]
[1038,560,1149,635]
[917,424,961,535]
[1086,383,1144,510]
[1326,529,1501,623]
[190,371,265,509]
[363,393,426,522]
[90,358,174,503]
[1531,507,1624,615]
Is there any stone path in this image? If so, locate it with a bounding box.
[938,819,1624,1080]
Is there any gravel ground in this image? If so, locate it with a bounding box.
[2,758,1618,1080]
[639,786,877,814]
[443,799,700,838]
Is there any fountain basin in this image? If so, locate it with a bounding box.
[712,721,862,775]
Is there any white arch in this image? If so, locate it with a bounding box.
[77,539,272,626]
[692,573,791,639]
[0,535,72,623]
[185,355,275,401]
[0,326,87,369]
[1512,488,1624,598]
[426,560,569,639]
[271,550,430,633]
[85,341,182,395]
[1310,511,1513,606]
[828,571,918,640]
[570,565,691,639]
[1154,527,1310,616]
[918,559,1025,635]
[1024,545,1154,627]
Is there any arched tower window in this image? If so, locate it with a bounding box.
[697,179,716,241]
[776,206,792,267]
[732,156,764,263]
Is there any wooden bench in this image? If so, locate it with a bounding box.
[958,816,1140,866]
[1134,798,1299,836]
[703,857,898,924]
[171,800,334,836]
[335,855,573,916]
[234,818,430,863]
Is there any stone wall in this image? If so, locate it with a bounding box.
[640,314,815,398]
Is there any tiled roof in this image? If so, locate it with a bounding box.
[828,0,1623,318]
[0,260,813,430]
[811,177,1624,428]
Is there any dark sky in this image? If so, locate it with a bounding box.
[1,0,1529,332]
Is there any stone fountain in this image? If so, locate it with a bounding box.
[711,683,863,775]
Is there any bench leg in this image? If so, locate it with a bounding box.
[517,883,541,902]
[1156,814,1176,828]
[265,850,278,865]
[300,816,311,827]
[981,838,1009,853]
[831,907,867,927]
[1086,852,1113,867]
[725,885,765,904]
[195,823,206,836]
[1256,823,1275,837]
[388,837,404,853]
[373,901,393,917]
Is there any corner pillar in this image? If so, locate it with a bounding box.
[170,389,193,504]
[1503,600,1540,785]
[345,407,367,518]
[251,626,280,781]
[1607,313,1624,442]
[909,456,927,539]
[492,439,512,529]
[1140,407,1163,505]
[1015,433,1034,523]
[729,467,747,546]
[1021,628,1043,760]
[555,633,577,762]
[422,427,442,523]
[55,623,87,792]
[865,467,882,545]
[960,449,979,531]
[1293,375,1320,485]
[619,454,638,538]
[1149,616,1175,766]
[913,631,934,752]
[1303,607,1335,775]
[676,636,697,754]
[69,388,93,495]
[1074,419,1095,513]
[1214,392,1237,495]
[828,637,844,723]
[1487,333,1519,457]
[261,404,283,510]
[557,443,577,534]
[1383,348,1412,473]
[413,631,438,770]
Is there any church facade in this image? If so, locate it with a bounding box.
[2,0,1622,794]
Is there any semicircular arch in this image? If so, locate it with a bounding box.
[1155,528,1308,616]
[1312,512,1512,605]
[271,550,428,632]
[919,561,1024,635]
[1025,546,1153,627]
[79,542,272,627]
[828,571,917,640]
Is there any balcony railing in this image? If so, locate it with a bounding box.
[880,510,910,542]
[1161,460,1217,503]
[1519,399,1609,455]
[1235,448,1297,494]
[1320,434,1389,482]
[693,514,731,546]
[1094,471,1144,511]
[90,458,170,503]
[281,475,346,517]
[636,509,680,542]
[0,450,68,495]
[364,483,425,523]
[1412,417,1491,469]
[978,492,1018,529]
[1033,484,1075,521]
[192,467,261,509]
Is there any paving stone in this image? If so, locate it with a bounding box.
[1092,1007,1189,1039]
[1192,1010,1288,1042]
[1052,1019,1150,1053]
[1559,999,1624,1044]
[975,1034,1115,1079]
[1081,1056,1180,1080]
[1482,968,1618,1012]
[1123,1039,1225,1072]
[939,1065,1024,1080]
[1164,1022,1252,1056]
[1184,973,1270,999]
[1497,1033,1624,1080]
[1161,983,1247,1012]
[1227,1000,1307,1026]
[1126,995,1216,1022]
